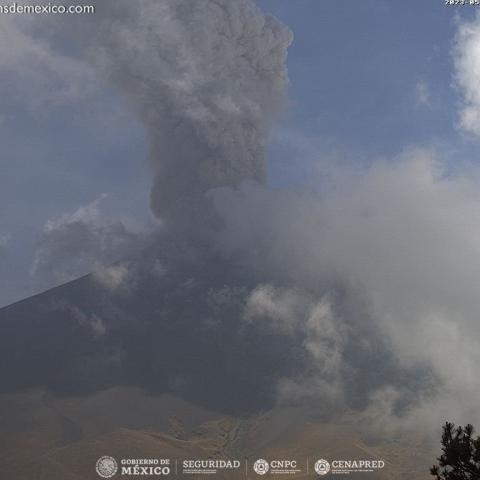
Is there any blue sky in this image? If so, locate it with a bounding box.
[0,0,478,306]
[263,0,477,185]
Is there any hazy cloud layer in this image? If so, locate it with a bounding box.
[0,15,97,109]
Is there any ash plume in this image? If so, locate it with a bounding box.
[85,0,293,231]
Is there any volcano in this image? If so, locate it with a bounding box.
[0,240,434,479]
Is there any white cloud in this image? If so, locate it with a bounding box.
[212,147,480,428]
[51,300,107,338]
[93,264,131,292]
[0,232,11,249]
[71,305,107,338]
[415,80,431,107]
[32,195,141,288]
[454,13,480,136]
[244,284,305,333]
[245,285,348,405]
[0,233,11,261]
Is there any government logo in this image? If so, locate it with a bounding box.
[96,456,118,478]
[314,459,330,476]
[253,459,270,475]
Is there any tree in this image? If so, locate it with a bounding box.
[430,422,480,479]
